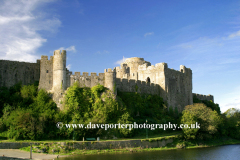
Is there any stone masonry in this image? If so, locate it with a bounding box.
[0,50,214,111]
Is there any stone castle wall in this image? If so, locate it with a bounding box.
[164,66,192,112]
[38,50,71,109]
[111,59,193,112]
[115,78,161,95]
[0,51,213,112]
[192,93,214,102]
[70,72,105,87]
[38,55,53,91]
[0,60,40,88]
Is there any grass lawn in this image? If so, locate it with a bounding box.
[0,130,182,142]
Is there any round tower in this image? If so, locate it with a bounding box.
[104,68,116,94]
[121,57,151,74]
[52,50,66,91]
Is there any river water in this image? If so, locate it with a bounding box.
[58,144,240,160]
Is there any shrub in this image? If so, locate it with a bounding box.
[181,103,221,140]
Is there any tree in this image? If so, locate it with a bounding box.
[117,112,134,137]
[223,108,240,139]
[181,103,221,140]
[193,95,221,114]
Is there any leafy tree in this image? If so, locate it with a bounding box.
[193,95,221,114]
[222,108,240,139]
[181,103,221,140]
[63,82,91,118]
[1,84,58,140]
[117,112,134,137]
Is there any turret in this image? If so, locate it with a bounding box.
[52,50,66,91]
[104,68,116,94]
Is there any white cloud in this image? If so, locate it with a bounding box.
[66,64,71,70]
[58,46,76,52]
[144,32,154,37]
[115,56,128,65]
[0,0,61,62]
[0,15,34,24]
[228,30,240,38]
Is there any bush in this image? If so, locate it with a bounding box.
[176,141,186,149]
[118,112,134,137]
[223,108,240,139]
[181,103,221,140]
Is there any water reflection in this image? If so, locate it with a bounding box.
[58,144,240,160]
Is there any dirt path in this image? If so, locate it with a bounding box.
[0,149,66,160]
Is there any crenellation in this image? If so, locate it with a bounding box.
[41,55,49,60]
[129,79,135,86]
[83,72,89,76]
[91,72,97,76]
[0,50,213,112]
[61,50,66,56]
[107,68,113,72]
[193,93,214,102]
[74,72,80,76]
[53,50,61,55]
[115,66,120,70]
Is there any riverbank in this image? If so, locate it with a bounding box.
[18,136,240,156]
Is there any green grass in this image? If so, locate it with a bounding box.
[100,131,182,141]
[19,137,240,156]
[0,130,182,143]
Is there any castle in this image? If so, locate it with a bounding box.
[0,50,214,111]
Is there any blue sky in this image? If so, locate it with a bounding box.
[0,0,240,113]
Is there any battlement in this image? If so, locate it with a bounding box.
[180,65,192,74]
[71,71,105,88]
[91,73,97,76]
[74,72,81,76]
[116,78,157,87]
[0,59,40,65]
[83,72,89,76]
[72,72,104,77]
[54,50,66,56]
[124,57,144,63]
[115,77,160,95]
[41,55,49,60]
[1,50,213,113]
[104,68,116,73]
[192,93,214,102]
[121,57,151,65]
[138,62,168,71]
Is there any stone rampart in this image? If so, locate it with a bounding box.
[38,56,53,91]
[0,60,40,88]
[116,78,160,95]
[70,72,105,88]
[193,93,214,102]
[164,66,193,112]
